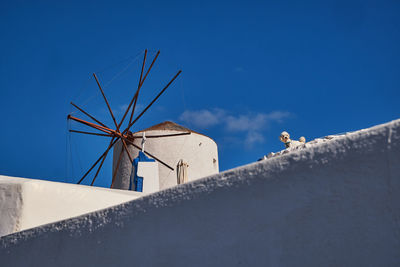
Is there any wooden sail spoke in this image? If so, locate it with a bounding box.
[137,50,147,91]
[90,149,109,186]
[129,51,160,125]
[77,136,121,184]
[69,129,112,137]
[125,70,182,133]
[76,137,118,184]
[70,102,109,128]
[93,73,120,131]
[117,49,149,130]
[88,135,134,186]
[68,115,115,135]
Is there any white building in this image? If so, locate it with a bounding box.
[112,121,219,191]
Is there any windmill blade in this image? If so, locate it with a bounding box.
[69,129,112,137]
[70,102,109,128]
[129,51,160,124]
[125,70,182,133]
[137,49,147,89]
[85,136,117,185]
[76,137,119,184]
[89,135,134,186]
[93,73,120,131]
[117,49,148,130]
[68,115,114,135]
[90,148,109,186]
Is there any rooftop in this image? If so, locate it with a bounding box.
[131,121,212,139]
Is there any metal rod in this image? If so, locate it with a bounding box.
[68,115,114,135]
[138,49,147,90]
[70,102,108,128]
[77,155,102,184]
[88,129,134,186]
[139,51,159,88]
[93,73,120,131]
[89,131,134,186]
[126,70,182,132]
[76,137,119,184]
[129,51,160,125]
[90,149,109,186]
[69,129,112,137]
[87,136,119,185]
[117,49,149,130]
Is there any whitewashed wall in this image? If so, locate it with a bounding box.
[0,176,141,237]
[112,130,219,190]
[1,119,400,267]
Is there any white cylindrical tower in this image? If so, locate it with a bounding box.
[112,121,219,191]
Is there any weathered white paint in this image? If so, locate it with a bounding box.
[1,119,400,266]
[112,122,219,191]
[0,176,141,237]
[136,161,159,194]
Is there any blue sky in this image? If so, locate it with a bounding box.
[0,0,399,187]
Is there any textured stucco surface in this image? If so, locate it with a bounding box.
[0,182,23,237]
[0,177,141,237]
[1,119,400,267]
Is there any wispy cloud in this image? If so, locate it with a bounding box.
[118,104,129,114]
[225,111,290,132]
[179,108,226,128]
[115,103,144,116]
[179,108,291,148]
[245,131,265,147]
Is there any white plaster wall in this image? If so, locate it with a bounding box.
[1,119,400,267]
[0,182,23,236]
[112,130,219,190]
[0,176,142,237]
[137,161,159,194]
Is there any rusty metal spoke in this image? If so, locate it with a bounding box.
[117,49,148,130]
[69,129,112,137]
[76,137,119,184]
[93,73,120,131]
[90,149,108,186]
[68,115,114,135]
[129,51,160,125]
[70,102,109,128]
[125,70,182,132]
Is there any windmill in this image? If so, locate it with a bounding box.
[67,50,187,187]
